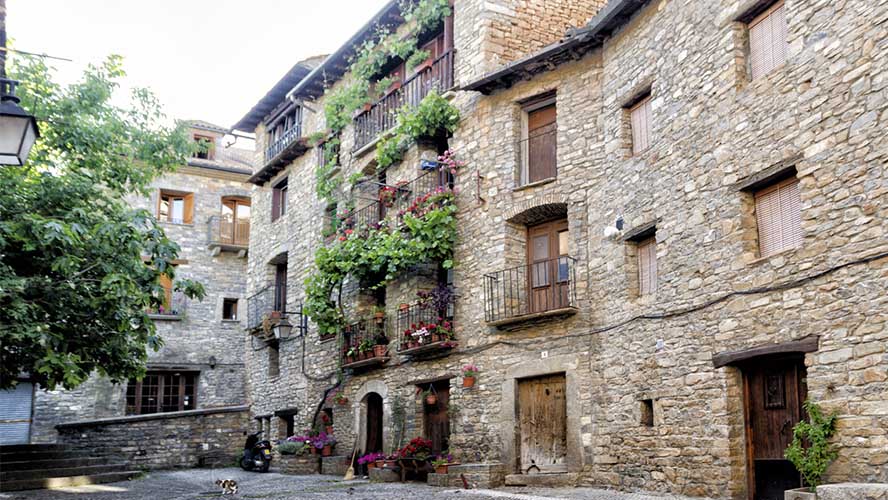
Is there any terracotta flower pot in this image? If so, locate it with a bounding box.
[322,445,332,457]
[463,376,476,388]
[384,459,397,468]
[325,425,334,435]
[373,345,387,357]
[435,465,448,474]
[399,303,409,312]
[375,459,385,468]
[367,461,376,470]
[425,394,437,405]
[337,398,348,406]
[310,446,317,455]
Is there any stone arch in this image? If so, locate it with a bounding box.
[504,196,568,226]
[352,380,390,455]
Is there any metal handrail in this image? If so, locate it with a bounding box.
[483,256,578,323]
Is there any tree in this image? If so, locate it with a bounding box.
[0,54,204,390]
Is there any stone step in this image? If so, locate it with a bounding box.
[0,449,93,461]
[0,456,115,471]
[1,463,129,482]
[0,443,67,453]
[0,470,142,492]
[504,472,578,487]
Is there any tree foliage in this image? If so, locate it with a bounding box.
[0,55,205,390]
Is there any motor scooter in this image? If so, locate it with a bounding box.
[240,430,272,472]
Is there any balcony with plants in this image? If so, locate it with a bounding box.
[395,284,456,357]
[147,290,188,321]
[246,282,306,342]
[340,319,391,370]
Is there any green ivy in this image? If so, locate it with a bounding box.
[784,400,839,490]
[315,138,342,203]
[375,91,460,170]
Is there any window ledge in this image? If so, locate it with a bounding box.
[159,221,194,227]
[513,177,556,192]
[748,245,799,267]
[148,314,183,321]
[488,306,577,330]
[221,319,240,323]
[319,334,337,343]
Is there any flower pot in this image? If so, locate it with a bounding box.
[373,344,387,357]
[325,425,334,435]
[337,398,348,406]
[384,459,397,468]
[425,394,437,406]
[310,446,317,455]
[358,351,367,361]
[409,341,418,349]
[269,311,282,319]
[434,464,448,474]
[366,461,376,470]
[375,459,385,468]
[784,487,817,500]
[399,303,409,312]
[463,376,476,388]
[322,445,332,457]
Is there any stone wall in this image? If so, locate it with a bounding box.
[56,406,249,470]
[241,0,888,498]
[32,138,252,443]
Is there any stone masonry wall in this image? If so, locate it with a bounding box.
[32,160,252,443]
[243,0,887,498]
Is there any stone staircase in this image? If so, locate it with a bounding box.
[0,443,142,491]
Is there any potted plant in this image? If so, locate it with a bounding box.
[358,451,384,470]
[371,305,386,323]
[313,432,335,457]
[383,453,398,468]
[421,386,437,406]
[399,302,410,312]
[333,391,348,406]
[344,347,357,364]
[373,334,389,357]
[398,437,433,461]
[462,364,479,388]
[431,453,455,474]
[358,338,375,359]
[321,413,334,435]
[784,400,838,499]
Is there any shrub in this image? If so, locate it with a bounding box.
[784,399,838,490]
[276,441,301,455]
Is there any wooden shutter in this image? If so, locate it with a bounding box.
[526,103,557,184]
[637,236,657,296]
[630,95,652,154]
[159,274,173,309]
[182,193,194,224]
[271,186,281,222]
[755,176,801,258]
[749,1,787,80]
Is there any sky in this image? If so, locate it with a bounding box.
[9,0,390,137]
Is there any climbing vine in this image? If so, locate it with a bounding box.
[375,91,460,170]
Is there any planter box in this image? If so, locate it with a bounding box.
[276,454,319,475]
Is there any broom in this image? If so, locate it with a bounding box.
[343,445,359,480]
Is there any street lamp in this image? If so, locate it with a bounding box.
[0,78,38,166]
[272,316,293,340]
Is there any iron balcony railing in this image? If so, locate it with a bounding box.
[395,297,455,354]
[340,319,390,367]
[483,256,578,323]
[148,291,188,318]
[353,50,455,151]
[246,282,288,332]
[265,123,303,164]
[207,215,250,249]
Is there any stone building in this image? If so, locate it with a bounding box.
[23,122,253,463]
[234,1,886,499]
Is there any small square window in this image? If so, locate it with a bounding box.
[158,190,194,224]
[222,298,238,321]
[192,134,214,160]
[640,399,654,427]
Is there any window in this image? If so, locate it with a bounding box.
[222,298,238,320]
[748,1,787,80]
[637,236,657,296]
[519,93,557,186]
[158,190,194,224]
[268,340,280,377]
[527,219,570,313]
[271,178,288,222]
[274,262,287,312]
[628,94,652,155]
[126,371,197,415]
[221,197,250,245]
[755,176,801,258]
[192,134,214,160]
[158,273,173,312]
[640,399,654,427]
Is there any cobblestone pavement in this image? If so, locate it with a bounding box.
[0,468,710,500]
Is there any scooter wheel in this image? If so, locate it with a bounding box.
[240,456,254,471]
[258,460,270,473]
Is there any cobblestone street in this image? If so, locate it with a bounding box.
[0,468,709,500]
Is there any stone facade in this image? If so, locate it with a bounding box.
[31,122,253,444]
[236,1,887,499]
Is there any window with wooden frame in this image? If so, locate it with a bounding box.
[637,236,657,296]
[271,177,288,222]
[221,197,250,245]
[628,93,652,155]
[268,340,280,378]
[748,1,788,80]
[518,92,557,186]
[754,176,802,258]
[125,371,197,415]
[192,134,214,160]
[158,190,194,224]
[222,298,238,321]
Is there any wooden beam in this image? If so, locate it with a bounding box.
[712,335,819,368]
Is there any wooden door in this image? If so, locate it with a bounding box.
[518,374,567,473]
[424,380,450,455]
[743,357,806,500]
[527,220,569,314]
[525,104,557,184]
[365,393,383,453]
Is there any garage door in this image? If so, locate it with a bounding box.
[0,382,33,445]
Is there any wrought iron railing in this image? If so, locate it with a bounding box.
[395,297,455,353]
[148,291,188,318]
[483,256,578,323]
[340,319,390,366]
[265,123,302,163]
[207,215,250,248]
[353,50,455,151]
[246,283,288,331]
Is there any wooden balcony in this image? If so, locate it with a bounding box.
[207,215,249,255]
[263,123,308,170]
[353,50,455,152]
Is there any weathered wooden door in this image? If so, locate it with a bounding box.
[424,381,450,455]
[527,220,569,314]
[743,357,806,500]
[525,103,557,184]
[365,393,383,453]
[518,374,567,473]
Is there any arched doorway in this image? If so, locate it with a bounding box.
[364,393,383,453]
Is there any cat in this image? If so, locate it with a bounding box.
[215,479,238,495]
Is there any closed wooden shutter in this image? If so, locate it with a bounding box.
[755,176,801,258]
[637,236,657,296]
[159,273,173,309]
[182,193,194,224]
[630,95,652,154]
[526,103,557,184]
[271,187,281,222]
[749,1,787,80]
